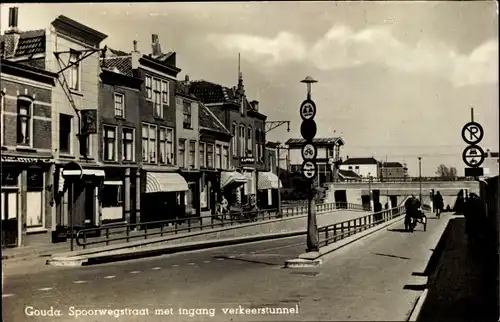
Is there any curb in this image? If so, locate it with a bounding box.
[284,258,322,268]
[408,289,429,322]
[46,230,307,267]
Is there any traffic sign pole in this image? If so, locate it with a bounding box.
[300,76,319,252]
[461,113,485,181]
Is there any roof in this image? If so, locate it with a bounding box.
[199,103,230,135]
[382,162,404,168]
[101,55,133,77]
[1,29,46,57]
[175,81,198,99]
[285,137,344,146]
[338,170,361,179]
[342,157,378,165]
[188,80,239,104]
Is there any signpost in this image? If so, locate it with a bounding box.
[300,76,319,252]
[462,108,485,178]
[62,161,83,251]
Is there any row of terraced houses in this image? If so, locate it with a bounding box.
[1,8,281,248]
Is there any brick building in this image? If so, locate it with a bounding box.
[187,74,271,210]
[0,58,57,247]
[98,52,143,225]
[378,162,408,180]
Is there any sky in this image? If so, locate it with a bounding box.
[1,2,498,176]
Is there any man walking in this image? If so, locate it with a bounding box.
[433,191,444,218]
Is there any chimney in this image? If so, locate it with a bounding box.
[185,75,189,82]
[131,40,140,69]
[4,7,21,58]
[151,34,162,57]
[133,40,138,52]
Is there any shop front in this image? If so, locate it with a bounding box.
[257,171,282,210]
[220,170,248,209]
[101,167,138,225]
[140,171,189,225]
[200,170,220,215]
[180,171,202,217]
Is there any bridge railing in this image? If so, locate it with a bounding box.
[75,202,365,250]
[318,205,406,247]
[335,176,475,183]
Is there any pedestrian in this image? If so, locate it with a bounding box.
[433,191,444,218]
[454,189,465,215]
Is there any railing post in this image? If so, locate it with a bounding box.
[188,217,192,232]
[126,226,130,242]
[106,228,110,246]
[160,223,164,237]
[341,222,344,238]
[175,218,179,234]
[221,212,225,227]
[144,225,148,239]
[325,228,329,246]
[82,231,87,250]
[200,216,203,231]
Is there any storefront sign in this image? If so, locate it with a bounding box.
[1,169,20,187]
[241,157,255,164]
[81,109,98,134]
[1,156,52,164]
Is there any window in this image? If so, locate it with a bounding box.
[69,51,80,91]
[102,184,123,208]
[0,93,4,146]
[122,128,134,162]
[183,101,192,129]
[158,127,174,164]
[17,99,31,146]
[154,78,162,118]
[161,81,169,105]
[166,128,173,164]
[142,123,157,163]
[145,76,152,99]
[239,125,245,157]
[199,142,206,168]
[59,114,72,154]
[114,93,124,118]
[348,166,352,170]
[246,126,253,155]
[223,146,229,169]
[178,140,185,168]
[255,129,260,160]
[207,144,214,168]
[232,122,237,156]
[216,145,221,169]
[189,141,196,168]
[103,126,117,161]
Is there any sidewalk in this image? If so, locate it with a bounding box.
[417,217,497,322]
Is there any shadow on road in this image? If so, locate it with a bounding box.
[372,252,412,260]
[387,228,409,233]
[213,255,278,266]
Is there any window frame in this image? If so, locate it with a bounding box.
[114,92,125,118]
[246,126,253,156]
[145,76,152,99]
[189,141,196,168]
[222,145,229,170]
[141,123,158,164]
[59,113,73,155]
[103,125,118,162]
[206,143,214,169]
[146,75,169,118]
[232,122,237,157]
[178,139,186,168]
[215,144,222,169]
[239,125,245,157]
[199,142,206,168]
[16,97,33,147]
[0,92,4,146]
[122,127,135,162]
[68,51,81,91]
[183,101,192,129]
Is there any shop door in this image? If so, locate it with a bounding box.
[186,183,195,215]
[1,190,18,247]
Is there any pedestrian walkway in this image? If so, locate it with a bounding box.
[417,217,497,322]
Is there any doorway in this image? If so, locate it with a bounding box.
[1,189,18,247]
[334,190,347,208]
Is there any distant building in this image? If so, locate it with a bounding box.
[339,157,379,179]
[378,162,408,180]
[285,137,344,186]
[483,149,499,177]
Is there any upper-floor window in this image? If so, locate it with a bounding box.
[328,147,334,158]
[255,129,260,161]
[59,113,72,154]
[159,127,174,165]
[232,122,237,156]
[215,145,222,169]
[199,142,206,168]
[222,146,229,169]
[103,125,117,161]
[207,144,214,168]
[161,81,169,105]
[0,92,4,146]
[246,126,253,156]
[146,75,169,118]
[69,51,80,91]
[183,101,192,129]
[178,139,186,168]
[122,127,135,162]
[114,93,125,118]
[153,78,162,118]
[239,125,245,157]
[145,76,152,99]
[142,123,157,163]
[17,98,32,146]
[189,141,196,168]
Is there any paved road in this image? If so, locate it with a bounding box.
[3,213,449,322]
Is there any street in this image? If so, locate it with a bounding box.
[2,213,450,322]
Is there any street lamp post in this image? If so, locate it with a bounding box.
[418,157,422,202]
[276,142,282,216]
[301,76,319,252]
[368,172,372,211]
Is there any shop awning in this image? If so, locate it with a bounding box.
[145,172,188,193]
[258,172,282,190]
[220,171,248,189]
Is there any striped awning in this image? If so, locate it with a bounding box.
[258,171,282,190]
[145,172,188,193]
[220,171,247,189]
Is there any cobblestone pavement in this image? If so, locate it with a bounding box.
[3,213,451,322]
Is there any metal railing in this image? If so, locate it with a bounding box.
[351,176,475,183]
[75,202,366,249]
[318,205,406,247]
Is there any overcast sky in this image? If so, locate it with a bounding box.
[1,2,498,176]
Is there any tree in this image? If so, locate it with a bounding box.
[436,164,458,179]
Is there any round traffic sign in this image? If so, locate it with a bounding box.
[62,161,83,181]
[301,143,317,160]
[300,119,317,141]
[462,145,485,168]
[301,160,318,180]
[461,121,484,145]
[299,99,317,121]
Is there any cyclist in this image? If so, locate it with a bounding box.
[433,191,444,218]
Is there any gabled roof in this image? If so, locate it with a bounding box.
[175,81,198,100]
[188,80,239,104]
[342,157,378,165]
[338,170,361,179]
[1,29,46,58]
[285,137,344,146]
[199,103,230,135]
[382,162,404,168]
[101,55,133,77]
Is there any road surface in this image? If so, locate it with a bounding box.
[3,213,449,322]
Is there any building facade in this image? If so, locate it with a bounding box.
[378,161,408,180]
[188,75,277,211]
[483,149,499,178]
[339,157,379,179]
[286,137,344,186]
[98,54,143,225]
[0,58,57,247]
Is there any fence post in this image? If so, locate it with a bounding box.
[188,217,192,232]
[106,228,110,246]
[160,223,164,237]
[341,222,344,238]
[126,226,130,242]
[325,228,329,246]
[82,231,87,250]
[144,225,148,239]
[175,218,178,234]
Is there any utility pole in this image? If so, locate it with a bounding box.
[276,143,282,215]
[418,157,422,202]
